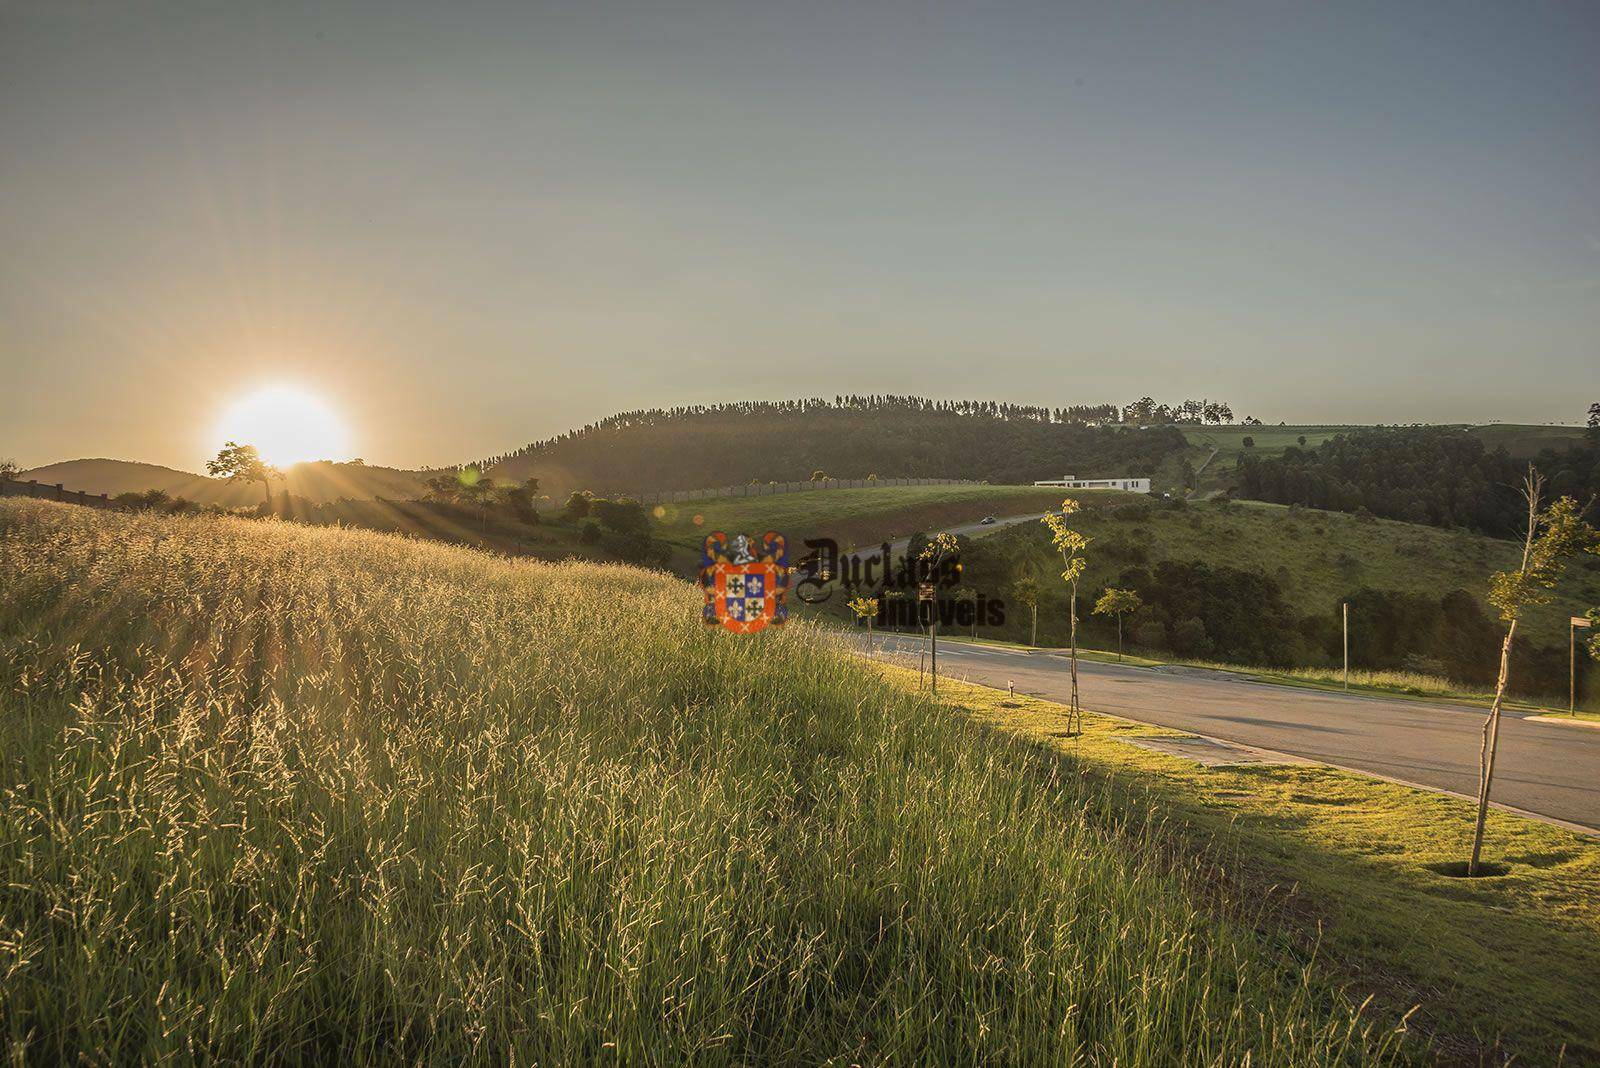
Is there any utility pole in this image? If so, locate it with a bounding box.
[1342,602,1349,691]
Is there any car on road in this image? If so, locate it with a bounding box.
[980,515,997,524]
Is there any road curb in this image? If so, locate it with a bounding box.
[1524,715,1600,731]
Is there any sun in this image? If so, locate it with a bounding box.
[214,385,350,468]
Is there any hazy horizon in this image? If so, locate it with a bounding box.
[4,2,1597,471]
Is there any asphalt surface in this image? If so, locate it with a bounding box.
[843,509,1055,558]
[871,633,1600,832]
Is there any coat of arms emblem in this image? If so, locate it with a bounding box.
[700,531,789,633]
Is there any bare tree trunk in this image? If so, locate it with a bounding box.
[1030,603,1037,648]
[1069,585,1080,734]
[1116,614,1123,662]
[1470,473,1539,875]
[1470,620,1517,874]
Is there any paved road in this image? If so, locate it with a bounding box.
[845,509,1055,557]
[872,634,1600,832]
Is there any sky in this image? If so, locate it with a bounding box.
[2,1,1597,471]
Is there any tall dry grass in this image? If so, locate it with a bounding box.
[0,501,1404,1064]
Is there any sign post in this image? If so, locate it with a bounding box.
[1342,602,1349,691]
[1573,616,1593,717]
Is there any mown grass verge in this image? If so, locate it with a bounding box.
[0,499,1406,1065]
[903,669,1600,1063]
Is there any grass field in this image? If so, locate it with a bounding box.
[1178,426,1353,493]
[295,496,613,562]
[921,673,1600,1064]
[0,499,1412,1064]
[1464,423,1588,458]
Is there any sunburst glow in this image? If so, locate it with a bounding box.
[214,386,350,468]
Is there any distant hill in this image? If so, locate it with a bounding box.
[19,458,430,507]
[478,397,1189,499]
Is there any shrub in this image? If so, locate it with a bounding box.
[602,529,667,567]
[591,497,649,536]
[1132,620,1168,649]
[1169,617,1212,656]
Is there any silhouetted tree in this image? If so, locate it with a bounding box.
[501,476,542,523]
[207,442,279,508]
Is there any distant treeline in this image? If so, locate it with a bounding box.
[474,395,1196,497]
[1235,424,1600,536]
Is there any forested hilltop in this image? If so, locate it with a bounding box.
[477,396,1189,498]
[1235,420,1600,536]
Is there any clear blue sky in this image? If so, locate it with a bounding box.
[2,1,1596,470]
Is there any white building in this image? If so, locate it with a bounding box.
[1032,474,1151,493]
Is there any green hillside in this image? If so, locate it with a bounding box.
[1179,425,1351,493]
[0,498,1407,1063]
[969,497,1596,643]
[655,483,1079,569]
[480,397,1187,498]
[1466,423,1588,458]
